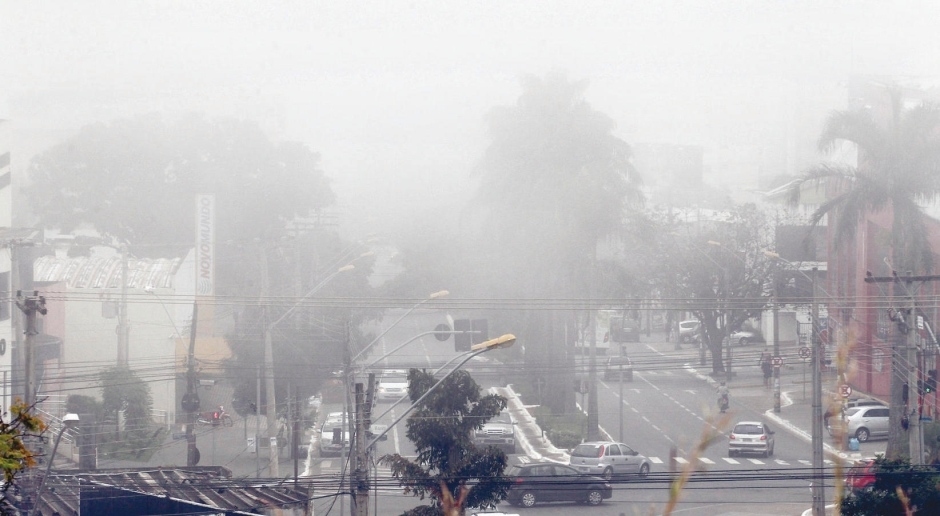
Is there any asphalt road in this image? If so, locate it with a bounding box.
[306,315,840,515]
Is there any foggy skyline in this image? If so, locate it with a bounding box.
[5,1,940,237]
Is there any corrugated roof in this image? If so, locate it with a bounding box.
[24,466,312,515]
[33,255,183,289]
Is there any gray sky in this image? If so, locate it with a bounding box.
[5,1,940,235]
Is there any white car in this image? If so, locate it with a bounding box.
[377,370,409,401]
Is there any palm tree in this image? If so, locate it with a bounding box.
[789,88,940,459]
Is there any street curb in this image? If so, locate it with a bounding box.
[499,385,570,463]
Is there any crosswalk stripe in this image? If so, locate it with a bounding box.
[723,458,740,464]
[649,457,664,464]
[674,457,689,464]
[322,460,332,468]
[699,457,715,464]
[748,458,765,465]
[775,459,789,465]
[799,460,812,466]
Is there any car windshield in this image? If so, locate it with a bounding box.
[382,375,407,384]
[490,412,512,424]
[732,424,763,435]
[571,444,603,458]
[680,322,697,329]
[845,407,863,417]
[505,465,522,477]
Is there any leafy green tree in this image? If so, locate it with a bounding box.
[840,457,940,515]
[0,400,46,492]
[651,204,775,375]
[789,91,940,459]
[99,367,152,441]
[381,369,511,515]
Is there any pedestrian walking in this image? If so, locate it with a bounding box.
[760,354,772,387]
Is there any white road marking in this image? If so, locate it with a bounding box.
[775,459,789,465]
[798,460,812,466]
[322,460,332,468]
[698,457,715,464]
[649,457,664,464]
[722,458,740,464]
[748,458,765,465]
[674,457,690,464]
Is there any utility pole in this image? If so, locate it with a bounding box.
[15,291,45,407]
[864,271,940,462]
[260,248,280,478]
[352,381,369,516]
[908,287,923,465]
[117,244,129,366]
[773,271,781,413]
[180,304,200,466]
[810,268,825,516]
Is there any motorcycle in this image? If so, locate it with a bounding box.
[718,394,730,413]
[197,406,234,427]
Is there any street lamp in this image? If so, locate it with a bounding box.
[32,413,79,516]
[351,290,450,363]
[264,262,355,478]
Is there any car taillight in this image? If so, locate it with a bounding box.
[598,445,605,458]
[729,435,735,440]
[514,477,524,484]
[760,435,766,441]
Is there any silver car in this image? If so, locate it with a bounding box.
[829,405,890,442]
[728,421,775,457]
[569,441,651,480]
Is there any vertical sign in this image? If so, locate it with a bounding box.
[195,195,215,344]
[195,195,215,296]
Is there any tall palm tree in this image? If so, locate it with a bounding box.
[789,88,940,459]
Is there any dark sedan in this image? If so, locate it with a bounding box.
[505,462,612,507]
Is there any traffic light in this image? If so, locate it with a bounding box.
[927,370,938,394]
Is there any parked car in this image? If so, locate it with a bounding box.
[505,462,612,507]
[846,458,877,492]
[728,421,775,457]
[729,329,765,346]
[829,405,890,442]
[602,355,634,381]
[824,397,885,426]
[678,320,701,343]
[376,370,409,401]
[472,410,516,453]
[569,441,651,480]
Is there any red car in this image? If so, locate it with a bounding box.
[846,459,876,492]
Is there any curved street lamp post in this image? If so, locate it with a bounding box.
[32,413,79,516]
